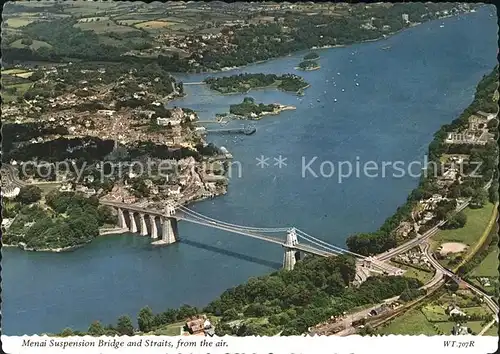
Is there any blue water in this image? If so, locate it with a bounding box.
[2,6,497,335]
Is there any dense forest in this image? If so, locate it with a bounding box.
[229,97,277,117]
[346,66,499,255]
[3,191,113,250]
[56,255,422,336]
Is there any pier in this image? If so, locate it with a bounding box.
[206,125,256,135]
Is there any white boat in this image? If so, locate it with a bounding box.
[341,88,345,92]
[334,98,337,102]
[337,72,340,75]
[439,24,444,28]
[355,83,359,86]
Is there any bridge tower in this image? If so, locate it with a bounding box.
[166,202,176,217]
[161,217,179,244]
[283,227,300,271]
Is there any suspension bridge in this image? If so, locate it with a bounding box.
[99,199,402,278]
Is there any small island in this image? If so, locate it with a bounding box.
[296,60,321,71]
[204,73,309,95]
[229,97,296,120]
[303,52,320,60]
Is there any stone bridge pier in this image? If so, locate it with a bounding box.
[283,228,300,271]
[161,217,179,244]
[111,205,179,244]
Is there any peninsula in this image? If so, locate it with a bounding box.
[204,73,309,95]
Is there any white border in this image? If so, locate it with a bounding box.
[1,335,498,353]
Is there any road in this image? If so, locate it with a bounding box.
[375,199,471,262]
[423,242,499,318]
[375,179,492,263]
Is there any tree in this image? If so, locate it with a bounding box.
[16,185,42,205]
[29,70,44,81]
[445,211,467,229]
[21,38,33,46]
[138,306,154,333]
[116,315,134,336]
[88,321,105,336]
[470,188,488,208]
[60,328,75,337]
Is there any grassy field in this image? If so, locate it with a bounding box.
[10,39,53,50]
[74,20,140,34]
[433,203,495,248]
[421,304,448,322]
[484,323,499,336]
[151,321,184,336]
[378,309,438,335]
[134,21,175,29]
[469,248,499,278]
[5,18,36,28]
[398,264,434,284]
[116,19,146,26]
[2,82,33,103]
[2,68,28,75]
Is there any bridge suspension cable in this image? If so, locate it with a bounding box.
[295,228,365,259]
[178,206,289,233]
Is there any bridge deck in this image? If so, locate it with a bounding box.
[100,201,344,257]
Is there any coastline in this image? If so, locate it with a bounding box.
[2,241,90,253]
[194,11,474,76]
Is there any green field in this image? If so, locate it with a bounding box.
[469,248,499,278]
[433,203,495,247]
[10,39,53,50]
[151,321,184,336]
[2,68,28,75]
[2,82,33,103]
[397,264,434,284]
[484,324,499,336]
[74,20,140,34]
[378,309,438,335]
[5,18,36,28]
[421,305,448,322]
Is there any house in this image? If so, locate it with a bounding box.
[167,185,181,196]
[185,315,207,335]
[449,308,466,317]
[369,305,389,316]
[452,324,469,335]
[476,110,497,121]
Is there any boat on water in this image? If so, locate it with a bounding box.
[355,83,359,86]
[439,24,444,28]
[382,46,391,50]
[334,98,337,102]
[341,88,345,92]
[317,98,321,102]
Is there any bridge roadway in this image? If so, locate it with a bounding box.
[99,200,339,258]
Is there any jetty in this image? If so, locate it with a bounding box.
[206,125,256,135]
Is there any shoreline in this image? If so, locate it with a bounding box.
[188,11,475,76]
[2,241,90,253]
